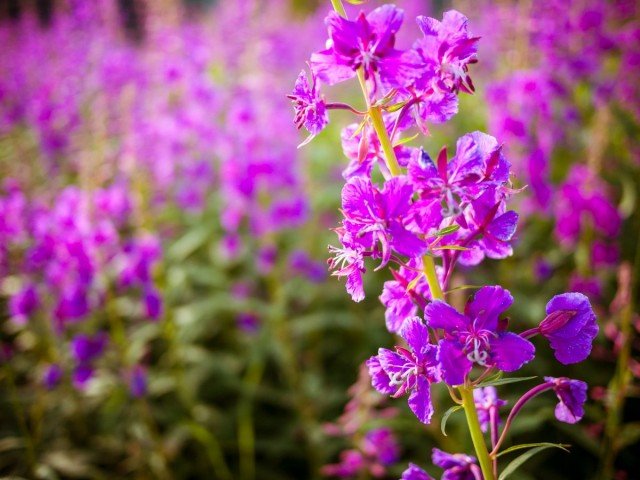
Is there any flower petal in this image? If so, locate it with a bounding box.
[437,339,472,385]
[424,300,468,332]
[489,332,535,372]
[408,376,434,424]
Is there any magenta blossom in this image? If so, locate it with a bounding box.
[328,229,367,302]
[545,376,588,424]
[432,448,479,480]
[341,121,415,181]
[555,165,621,246]
[439,187,519,267]
[380,258,442,334]
[414,11,479,94]
[288,69,328,147]
[401,463,434,480]
[311,5,420,92]
[367,318,440,424]
[408,132,510,228]
[341,176,425,267]
[536,292,598,364]
[473,386,506,433]
[424,286,535,385]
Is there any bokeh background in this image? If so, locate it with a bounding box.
[0,0,638,479]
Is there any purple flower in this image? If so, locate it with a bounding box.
[441,188,519,267]
[544,377,588,424]
[367,318,440,424]
[555,165,621,246]
[432,448,479,480]
[289,250,326,283]
[341,176,425,266]
[408,132,510,229]
[9,284,39,325]
[379,257,441,334]
[424,286,535,385]
[257,245,278,275]
[341,121,414,181]
[414,11,479,94]
[128,365,148,398]
[237,313,260,334]
[362,428,399,466]
[144,287,163,320]
[538,292,598,364]
[54,284,90,325]
[473,386,506,433]
[73,364,95,390]
[321,450,365,478]
[328,229,367,302]
[70,332,108,364]
[42,364,63,390]
[401,463,434,480]
[288,69,328,147]
[310,5,420,91]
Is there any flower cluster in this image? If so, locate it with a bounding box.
[1,180,161,389]
[295,3,600,479]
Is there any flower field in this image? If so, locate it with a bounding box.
[0,1,638,479]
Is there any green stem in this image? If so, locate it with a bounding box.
[599,227,640,479]
[423,255,444,301]
[459,386,495,480]
[368,106,402,176]
[329,0,347,17]
[2,364,37,474]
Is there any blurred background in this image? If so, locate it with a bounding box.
[0,0,638,479]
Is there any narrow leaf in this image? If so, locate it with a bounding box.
[351,117,369,139]
[445,284,482,293]
[435,224,461,236]
[499,445,568,480]
[497,443,570,458]
[432,245,471,251]
[441,405,463,437]
[393,133,419,147]
[385,100,410,113]
[477,376,537,388]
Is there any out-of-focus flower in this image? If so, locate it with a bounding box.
[473,386,506,432]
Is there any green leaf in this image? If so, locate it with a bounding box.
[497,443,570,458]
[435,224,461,236]
[445,284,482,294]
[385,100,409,113]
[351,117,369,138]
[499,445,569,480]
[432,245,470,251]
[476,376,537,388]
[393,133,419,147]
[440,405,463,436]
[345,0,368,4]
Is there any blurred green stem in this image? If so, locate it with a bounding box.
[238,345,265,480]
[2,363,36,474]
[598,229,640,479]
